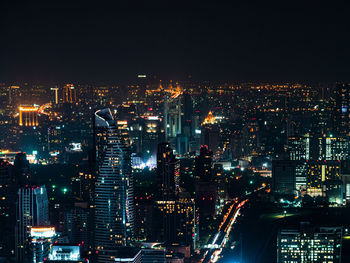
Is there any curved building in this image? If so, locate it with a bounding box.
[94,109,134,262]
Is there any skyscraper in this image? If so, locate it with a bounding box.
[63,84,77,103]
[16,185,49,262]
[334,83,350,136]
[156,142,178,200]
[0,159,16,257]
[94,108,134,262]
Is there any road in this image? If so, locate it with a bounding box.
[200,186,267,263]
[201,200,247,263]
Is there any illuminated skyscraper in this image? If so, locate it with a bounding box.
[50,87,59,104]
[63,84,77,103]
[18,106,39,126]
[15,185,49,262]
[201,111,219,153]
[94,109,134,262]
[334,83,350,136]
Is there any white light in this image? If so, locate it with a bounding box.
[147,116,159,120]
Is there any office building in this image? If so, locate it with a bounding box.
[288,134,349,161]
[141,249,166,263]
[272,160,297,196]
[154,195,198,249]
[157,143,178,200]
[201,111,219,154]
[195,145,212,182]
[277,224,342,263]
[334,83,350,136]
[307,161,341,197]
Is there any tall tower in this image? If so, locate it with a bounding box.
[0,160,16,257]
[334,83,350,136]
[63,84,77,103]
[156,142,178,200]
[50,87,59,104]
[94,109,134,262]
[15,186,49,263]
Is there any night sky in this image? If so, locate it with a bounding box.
[1,1,350,83]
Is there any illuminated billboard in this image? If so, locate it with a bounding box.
[31,227,55,238]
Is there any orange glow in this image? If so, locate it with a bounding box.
[202,111,218,125]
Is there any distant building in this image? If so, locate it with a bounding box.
[324,179,343,205]
[62,84,77,104]
[201,111,219,154]
[153,195,198,249]
[157,143,178,200]
[334,83,350,136]
[141,249,166,263]
[307,160,341,197]
[195,145,212,182]
[108,247,142,263]
[288,134,349,161]
[272,160,297,196]
[18,106,39,127]
[277,224,342,263]
[0,159,16,257]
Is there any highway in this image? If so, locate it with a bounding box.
[201,200,247,263]
[200,186,267,263]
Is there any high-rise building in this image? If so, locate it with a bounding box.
[195,145,212,182]
[277,224,342,263]
[63,84,77,103]
[334,83,350,136]
[0,159,16,257]
[272,160,307,197]
[14,152,31,186]
[50,87,59,104]
[213,164,227,214]
[94,109,134,262]
[156,143,178,200]
[65,203,89,248]
[306,160,341,197]
[201,111,219,154]
[272,160,297,196]
[164,94,182,142]
[16,185,49,262]
[288,134,349,161]
[18,106,39,127]
[154,195,198,249]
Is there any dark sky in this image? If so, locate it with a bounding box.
[1,0,350,83]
